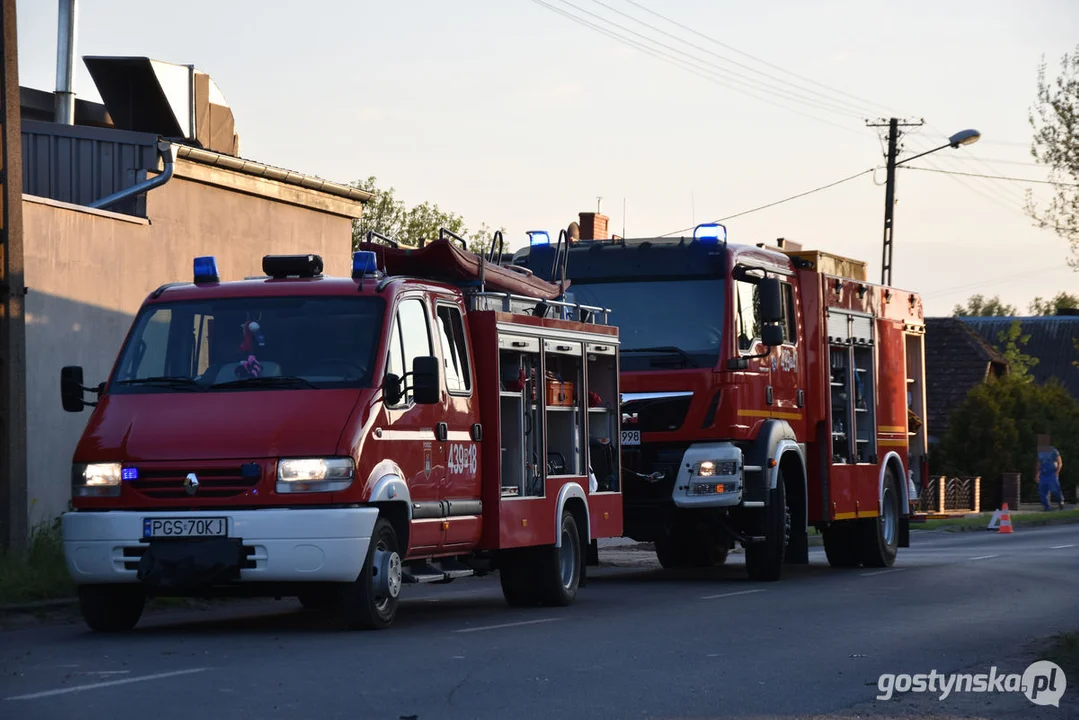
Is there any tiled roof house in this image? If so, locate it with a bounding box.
[924,317,1009,443]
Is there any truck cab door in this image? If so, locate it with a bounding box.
[768,280,806,436]
[432,297,482,550]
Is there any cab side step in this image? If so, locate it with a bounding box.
[403,559,476,584]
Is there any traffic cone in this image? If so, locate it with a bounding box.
[998,503,1014,534]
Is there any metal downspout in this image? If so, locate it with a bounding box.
[54,0,78,125]
[89,141,176,210]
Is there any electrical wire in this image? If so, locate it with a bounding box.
[659,168,874,237]
[548,0,866,120]
[617,0,903,119]
[529,0,864,135]
[900,166,1079,187]
[585,0,878,119]
[921,263,1070,300]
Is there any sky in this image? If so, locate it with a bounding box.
[15,0,1079,316]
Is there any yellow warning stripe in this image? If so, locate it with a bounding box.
[877,438,908,447]
[737,409,804,421]
[878,425,905,433]
[834,510,880,520]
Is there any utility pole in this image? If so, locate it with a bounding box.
[0,0,27,552]
[867,117,923,287]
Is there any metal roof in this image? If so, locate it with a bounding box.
[960,316,1079,398]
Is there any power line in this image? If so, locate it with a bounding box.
[901,166,1079,187]
[922,263,1069,300]
[660,168,874,237]
[549,0,865,121]
[585,0,876,119]
[618,0,901,118]
[529,0,864,134]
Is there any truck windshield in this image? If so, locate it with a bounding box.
[110,296,385,393]
[569,279,725,370]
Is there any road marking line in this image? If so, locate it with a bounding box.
[1051,544,1075,549]
[860,568,906,577]
[700,589,766,600]
[454,618,561,634]
[4,668,208,701]
[969,555,999,561]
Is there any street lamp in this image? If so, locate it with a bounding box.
[879,121,981,286]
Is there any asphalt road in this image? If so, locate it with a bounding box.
[2,525,1077,720]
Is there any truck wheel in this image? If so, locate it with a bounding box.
[655,529,692,569]
[540,511,582,606]
[860,469,900,568]
[745,470,787,582]
[77,584,145,632]
[499,548,542,607]
[340,517,402,630]
[822,522,860,567]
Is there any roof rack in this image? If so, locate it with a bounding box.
[466,289,610,325]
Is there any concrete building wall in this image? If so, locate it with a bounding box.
[22,162,360,526]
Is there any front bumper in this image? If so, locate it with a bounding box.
[62,507,379,585]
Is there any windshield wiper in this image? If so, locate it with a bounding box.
[210,375,318,390]
[114,376,206,391]
[621,346,697,368]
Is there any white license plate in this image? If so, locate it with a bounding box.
[621,430,641,446]
[143,517,228,539]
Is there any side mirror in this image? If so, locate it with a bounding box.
[762,324,785,347]
[759,277,783,324]
[411,356,441,405]
[61,366,87,412]
[383,372,404,406]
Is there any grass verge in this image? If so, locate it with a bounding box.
[913,507,1079,532]
[1046,631,1079,678]
[0,521,75,606]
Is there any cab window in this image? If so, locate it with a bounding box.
[781,282,797,344]
[734,279,761,352]
[387,297,432,405]
[436,303,471,394]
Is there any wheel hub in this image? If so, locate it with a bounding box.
[373,545,402,600]
[882,487,897,546]
[559,528,575,589]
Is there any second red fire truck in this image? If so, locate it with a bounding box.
[59,234,624,631]
[513,226,928,580]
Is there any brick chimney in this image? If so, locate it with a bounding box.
[578,212,609,241]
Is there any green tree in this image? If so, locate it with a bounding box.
[349,176,504,254]
[994,320,1039,380]
[936,374,1079,502]
[1027,45,1079,269]
[951,294,1017,317]
[1029,291,1079,315]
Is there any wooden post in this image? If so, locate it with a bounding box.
[0,0,27,552]
[973,476,981,513]
[937,476,946,515]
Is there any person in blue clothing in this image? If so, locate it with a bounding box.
[1036,434,1065,511]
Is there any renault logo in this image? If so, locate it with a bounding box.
[184,473,199,496]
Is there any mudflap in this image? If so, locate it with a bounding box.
[785,530,809,565]
[137,538,245,592]
[899,516,910,548]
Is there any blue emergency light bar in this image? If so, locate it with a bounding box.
[352,250,379,278]
[693,223,727,244]
[193,256,220,283]
[527,230,551,246]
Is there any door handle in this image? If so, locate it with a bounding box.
[765,386,773,405]
[436,422,448,442]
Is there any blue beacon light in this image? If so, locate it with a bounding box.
[693,223,727,244]
[527,230,551,246]
[352,250,379,277]
[193,256,220,283]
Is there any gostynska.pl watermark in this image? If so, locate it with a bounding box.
[877,660,1066,707]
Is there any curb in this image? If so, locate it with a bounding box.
[0,597,78,613]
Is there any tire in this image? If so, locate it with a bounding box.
[655,529,692,569]
[499,548,542,607]
[339,517,402,630]
[77,584,145,632]
[860,469,900,568]
[745,471,788,582]
[539,512,582,606]
[822,522,860,567]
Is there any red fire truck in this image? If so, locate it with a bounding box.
[59,234,624,631]
[513,227,927,580]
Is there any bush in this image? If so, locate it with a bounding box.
[936,375,1079,503]
[0,519,74,605]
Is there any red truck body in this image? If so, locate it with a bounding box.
[61,239,624,630]
[513,231,927,578]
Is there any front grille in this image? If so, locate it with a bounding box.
[130,466,259,500]
[122,544,257,571]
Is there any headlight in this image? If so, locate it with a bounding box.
[692,459,738,477]
[276,457,354,494]
[73,463,122,497]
